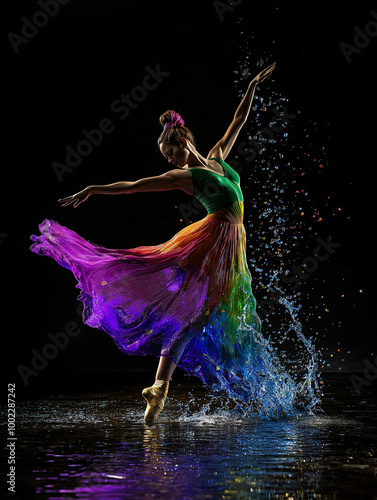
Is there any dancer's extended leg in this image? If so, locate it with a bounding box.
[142,356,177,425]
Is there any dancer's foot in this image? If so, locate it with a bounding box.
[142,380,169,425]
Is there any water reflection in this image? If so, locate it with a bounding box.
[10,379,377,499]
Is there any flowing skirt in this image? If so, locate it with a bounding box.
[30,201,267,402]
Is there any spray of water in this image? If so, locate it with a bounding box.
[177,25,343,421]
[227,26,332,418]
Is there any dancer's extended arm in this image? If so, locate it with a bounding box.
[58,169,191,208]
[208,62,276,161]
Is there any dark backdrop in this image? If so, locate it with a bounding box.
[3,0,376,394]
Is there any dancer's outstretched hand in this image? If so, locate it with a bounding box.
[252,62,276,84]
[58,187,91,208]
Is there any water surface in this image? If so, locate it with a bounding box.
[5,374,377,499]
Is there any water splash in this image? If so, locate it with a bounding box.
[203,23,344,418]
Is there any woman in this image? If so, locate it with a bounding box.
[30,62,276,424]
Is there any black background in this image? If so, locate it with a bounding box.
[3,0,377,394]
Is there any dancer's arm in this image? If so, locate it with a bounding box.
[208,62,276,161]
[58,169,191,208]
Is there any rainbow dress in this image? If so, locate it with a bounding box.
[30,158,267,403]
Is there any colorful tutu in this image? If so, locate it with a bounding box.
[30,201,267,395]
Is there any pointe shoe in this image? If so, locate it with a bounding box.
[142,380,169,425]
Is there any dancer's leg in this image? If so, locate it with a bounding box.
[142,356,177,425]
[155,355,177,381]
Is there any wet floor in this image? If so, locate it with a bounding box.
[4,374,377,499]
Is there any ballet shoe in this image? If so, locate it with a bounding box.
[142,380,169,425]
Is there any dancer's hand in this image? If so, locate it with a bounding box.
[58,187,91,208]
[251,62,276,84]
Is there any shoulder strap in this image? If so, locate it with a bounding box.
[209,157,228,177]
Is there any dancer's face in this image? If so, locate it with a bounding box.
[159,140,189,168]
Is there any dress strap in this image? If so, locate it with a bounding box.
[187,158,228,177]
[209,157,228,178]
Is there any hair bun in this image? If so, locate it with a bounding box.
[157,110,196,148]
[159,110,185,128]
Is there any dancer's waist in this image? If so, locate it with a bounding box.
[207,201,244,224]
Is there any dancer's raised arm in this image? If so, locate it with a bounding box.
[208,62,276,161]
[58,169,191,208]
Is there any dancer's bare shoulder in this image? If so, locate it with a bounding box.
[165,168,193,195]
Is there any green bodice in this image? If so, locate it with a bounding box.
[188,158,243,214]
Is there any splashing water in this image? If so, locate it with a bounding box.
[179,25,340,420]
